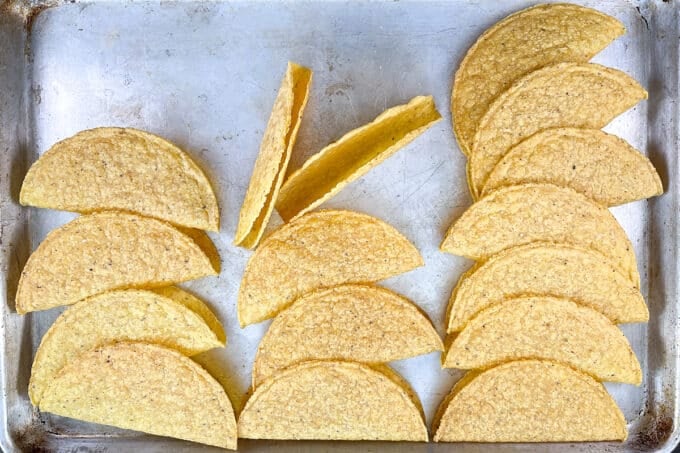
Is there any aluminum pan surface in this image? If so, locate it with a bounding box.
[0,0,678,451]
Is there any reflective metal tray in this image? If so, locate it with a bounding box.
[0,0,678,451]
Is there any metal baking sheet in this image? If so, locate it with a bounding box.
[0,0,678,451]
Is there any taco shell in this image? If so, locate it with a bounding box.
[482,128,662,205]
[433,360,627,442]
[40,342,237,449]
[276,96,441,221]
[252,284,442,387]
[16,212,217,314]
[238,210,423,326]
[440,183,639,285]
[447,242,648,332]
[235,62,312,248]
[443,296,641,384]
[238,360,428,441]
[20,127,219,231]
[469,63,647,197]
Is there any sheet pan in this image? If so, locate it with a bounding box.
[0,0,678,451]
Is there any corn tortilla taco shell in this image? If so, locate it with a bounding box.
[276,95,441,221]
[468,63,647,198]
[16,212,217,314]
[252,284,442,387]
[433,360,627,442]
[238,360,428,441]
[482,128,662,205]
[238,210,423,326]
[443,296,641,385]
[446,242,648,333]
[20,127,220,231]
[440,183,639,286]
[40,343,237,449]
[234,62,312,248]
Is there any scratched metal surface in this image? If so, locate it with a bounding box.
[0,0,678,451]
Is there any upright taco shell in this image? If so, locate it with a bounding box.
[252,284,442,387]
[433,360,627,442]
[40,343,237,450]
[482,128,662,205]
[238,210,422,326]
[443,296,641,384]
[20,127,220,231]
[239,360,428,441]
[441,184,639,286]
[16,212,217,313]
